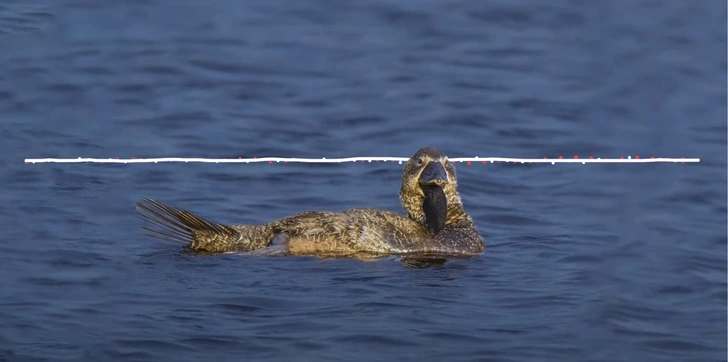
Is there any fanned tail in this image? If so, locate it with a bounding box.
[136,197,246,253]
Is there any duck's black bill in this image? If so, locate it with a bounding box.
[419,161,448,186]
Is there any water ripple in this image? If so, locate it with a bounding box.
[0,0,724,361]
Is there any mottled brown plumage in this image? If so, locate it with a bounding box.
[136,146,484,259]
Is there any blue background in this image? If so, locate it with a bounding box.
[1,1,725,361]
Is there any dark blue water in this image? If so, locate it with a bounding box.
[1,1,726,361]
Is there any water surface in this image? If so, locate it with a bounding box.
[0,1,726,361]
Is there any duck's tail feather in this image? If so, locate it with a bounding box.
[136,197,256,253]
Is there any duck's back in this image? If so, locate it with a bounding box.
[270,208,427,257]
[270,207,482,257]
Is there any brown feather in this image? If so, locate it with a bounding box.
[137,147,484,258]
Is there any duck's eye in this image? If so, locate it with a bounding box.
[417,158,424,165]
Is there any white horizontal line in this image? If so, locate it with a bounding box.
[23,157,701,164]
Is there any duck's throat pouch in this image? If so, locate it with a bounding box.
[422,186,447,233]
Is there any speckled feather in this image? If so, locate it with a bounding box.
[136,147,484,258]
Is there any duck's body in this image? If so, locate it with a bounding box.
[137,147,484,259]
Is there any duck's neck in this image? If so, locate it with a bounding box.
[400,188,470,233]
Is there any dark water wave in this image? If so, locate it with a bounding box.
[0,0,725,361]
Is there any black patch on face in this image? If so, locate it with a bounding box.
[421,185,448,233]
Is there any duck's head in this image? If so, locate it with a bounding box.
[399,146,468,233]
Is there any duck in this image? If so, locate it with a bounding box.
[136,146,484,259]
